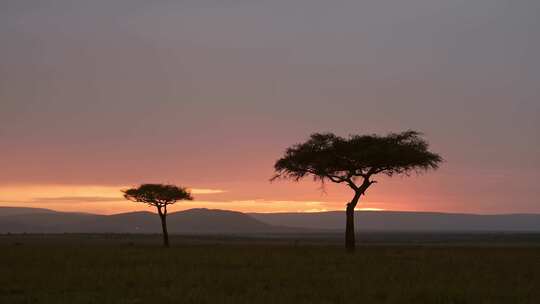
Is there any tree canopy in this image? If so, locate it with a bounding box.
[123,184,193,208]
[273,130,442,187]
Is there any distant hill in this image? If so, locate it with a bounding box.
[1,207,540,234]
[0,206,58,216]
[0,207,298,234]
[250,211,540,232]
[59,209,293,234]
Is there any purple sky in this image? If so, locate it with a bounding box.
[1,0,539,214]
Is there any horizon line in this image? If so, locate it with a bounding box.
[1,205,539,217]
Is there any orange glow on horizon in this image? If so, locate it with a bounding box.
[0,184,393,215]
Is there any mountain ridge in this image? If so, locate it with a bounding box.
[1,207,540,233]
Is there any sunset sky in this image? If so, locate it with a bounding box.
[1,0,538,214]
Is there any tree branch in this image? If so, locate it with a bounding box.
[327,175,347,183]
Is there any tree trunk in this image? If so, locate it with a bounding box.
[157,206,170,248]
[160,214,169,248]
[345,203,355,252]
[345,191,362,252]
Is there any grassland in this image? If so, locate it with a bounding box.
[1,234,539,304]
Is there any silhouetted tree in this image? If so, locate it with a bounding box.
[123,184,193,247]
[272,131,442,251]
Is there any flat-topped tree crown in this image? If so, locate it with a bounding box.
[273,130,442,186]
[272,130,442,251]
[123,184,193,208]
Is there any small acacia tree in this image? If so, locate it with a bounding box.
[272,131,442,251]
[123,184,193,247]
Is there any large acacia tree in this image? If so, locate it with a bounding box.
[272,131,442,251]
[123,184,193,247]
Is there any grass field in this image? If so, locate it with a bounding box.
[1,235,539,304]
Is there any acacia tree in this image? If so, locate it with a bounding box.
[123,184,193,247]
[272,131,442,251]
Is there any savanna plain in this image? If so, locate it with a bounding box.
[1,234,539,304]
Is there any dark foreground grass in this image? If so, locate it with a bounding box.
[1,237,539,304]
